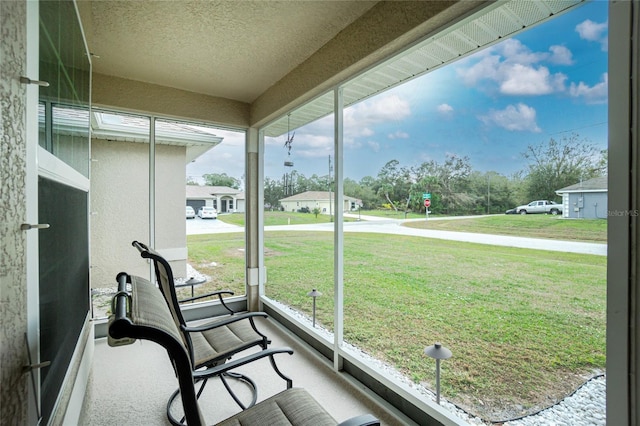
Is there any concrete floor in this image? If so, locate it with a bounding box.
[80,316,412,425]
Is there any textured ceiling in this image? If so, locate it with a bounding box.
[78,1,378,103]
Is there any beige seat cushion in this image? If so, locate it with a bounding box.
[216,388,337,426]
[191,319,264,367]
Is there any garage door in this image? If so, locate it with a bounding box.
[188,200,206,212]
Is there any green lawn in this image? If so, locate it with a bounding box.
[404,214,607,243]
[219,211,355,226]
[187,231,606,421]
[184,233,247,297]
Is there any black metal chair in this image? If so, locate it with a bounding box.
[130,241,273,420]
[109,273,380,426]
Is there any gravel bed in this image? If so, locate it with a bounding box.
[501,375,605,426]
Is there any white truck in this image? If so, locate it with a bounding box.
[514,200,563,215]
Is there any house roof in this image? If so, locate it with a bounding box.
[186,185,243,199]
[42,105,223,163]
[280,191,359,203]
[556,176,608,193]
[91,111,223,163]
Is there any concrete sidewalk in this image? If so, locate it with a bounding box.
[342,221,607,256]
[187,214,607,256]
[262,216,607,256]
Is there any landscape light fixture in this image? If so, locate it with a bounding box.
[307,289,322,327]
[424,342,452,405]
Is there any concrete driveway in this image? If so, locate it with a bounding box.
[186,215,243,235]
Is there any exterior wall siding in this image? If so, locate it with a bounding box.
[565,192,608,219]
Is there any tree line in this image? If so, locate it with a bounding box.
[197,134,607,216]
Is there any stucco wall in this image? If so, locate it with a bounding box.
[90,139,187,289]
[0,0,29,422]
[154,143,188,277]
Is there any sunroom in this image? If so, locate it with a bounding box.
[2,0,636,425]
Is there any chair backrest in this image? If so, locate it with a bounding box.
[131,241,198,354]
[109,273,205,426]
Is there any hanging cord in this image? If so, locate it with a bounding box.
[284,113,294,156]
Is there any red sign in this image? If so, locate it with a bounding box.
[424,199,431,207]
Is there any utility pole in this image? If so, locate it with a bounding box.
[328,155,333,218]
[487,174,491,215]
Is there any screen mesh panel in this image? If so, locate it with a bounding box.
[38,177,89,424]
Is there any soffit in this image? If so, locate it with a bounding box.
[264,0,584,137]
[78,1,378,104]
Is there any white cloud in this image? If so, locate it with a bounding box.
[293,134,333,158]
[437,103,454,114]
[344,125,375,139]
[548,45,574,65]
[360,127,375,137]
[367,141,380,152]
[576,19,608,51]
[479,103,541,133]
[576,19,607,41]
[346,93,411,124]
[457,54,501,86]
[456,39,569,96]
[569,73,608,104]
[498,39,547,65]
[388,130,409,139]
[500,64,567,95]
[343,93,411,140]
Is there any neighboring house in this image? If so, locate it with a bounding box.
[556,176,608,219]
[279,191,361,214]
[90,113,222,287]
[186,185,245,213]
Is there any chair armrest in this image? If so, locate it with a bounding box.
[192,347,294,383]
[178,290,237,314]
[178,290,233,304]
[182,312,268,333]
[337,414,380,426]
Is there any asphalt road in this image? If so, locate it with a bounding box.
[186,214,607,256]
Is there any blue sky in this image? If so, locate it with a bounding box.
[188,1,608,184]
